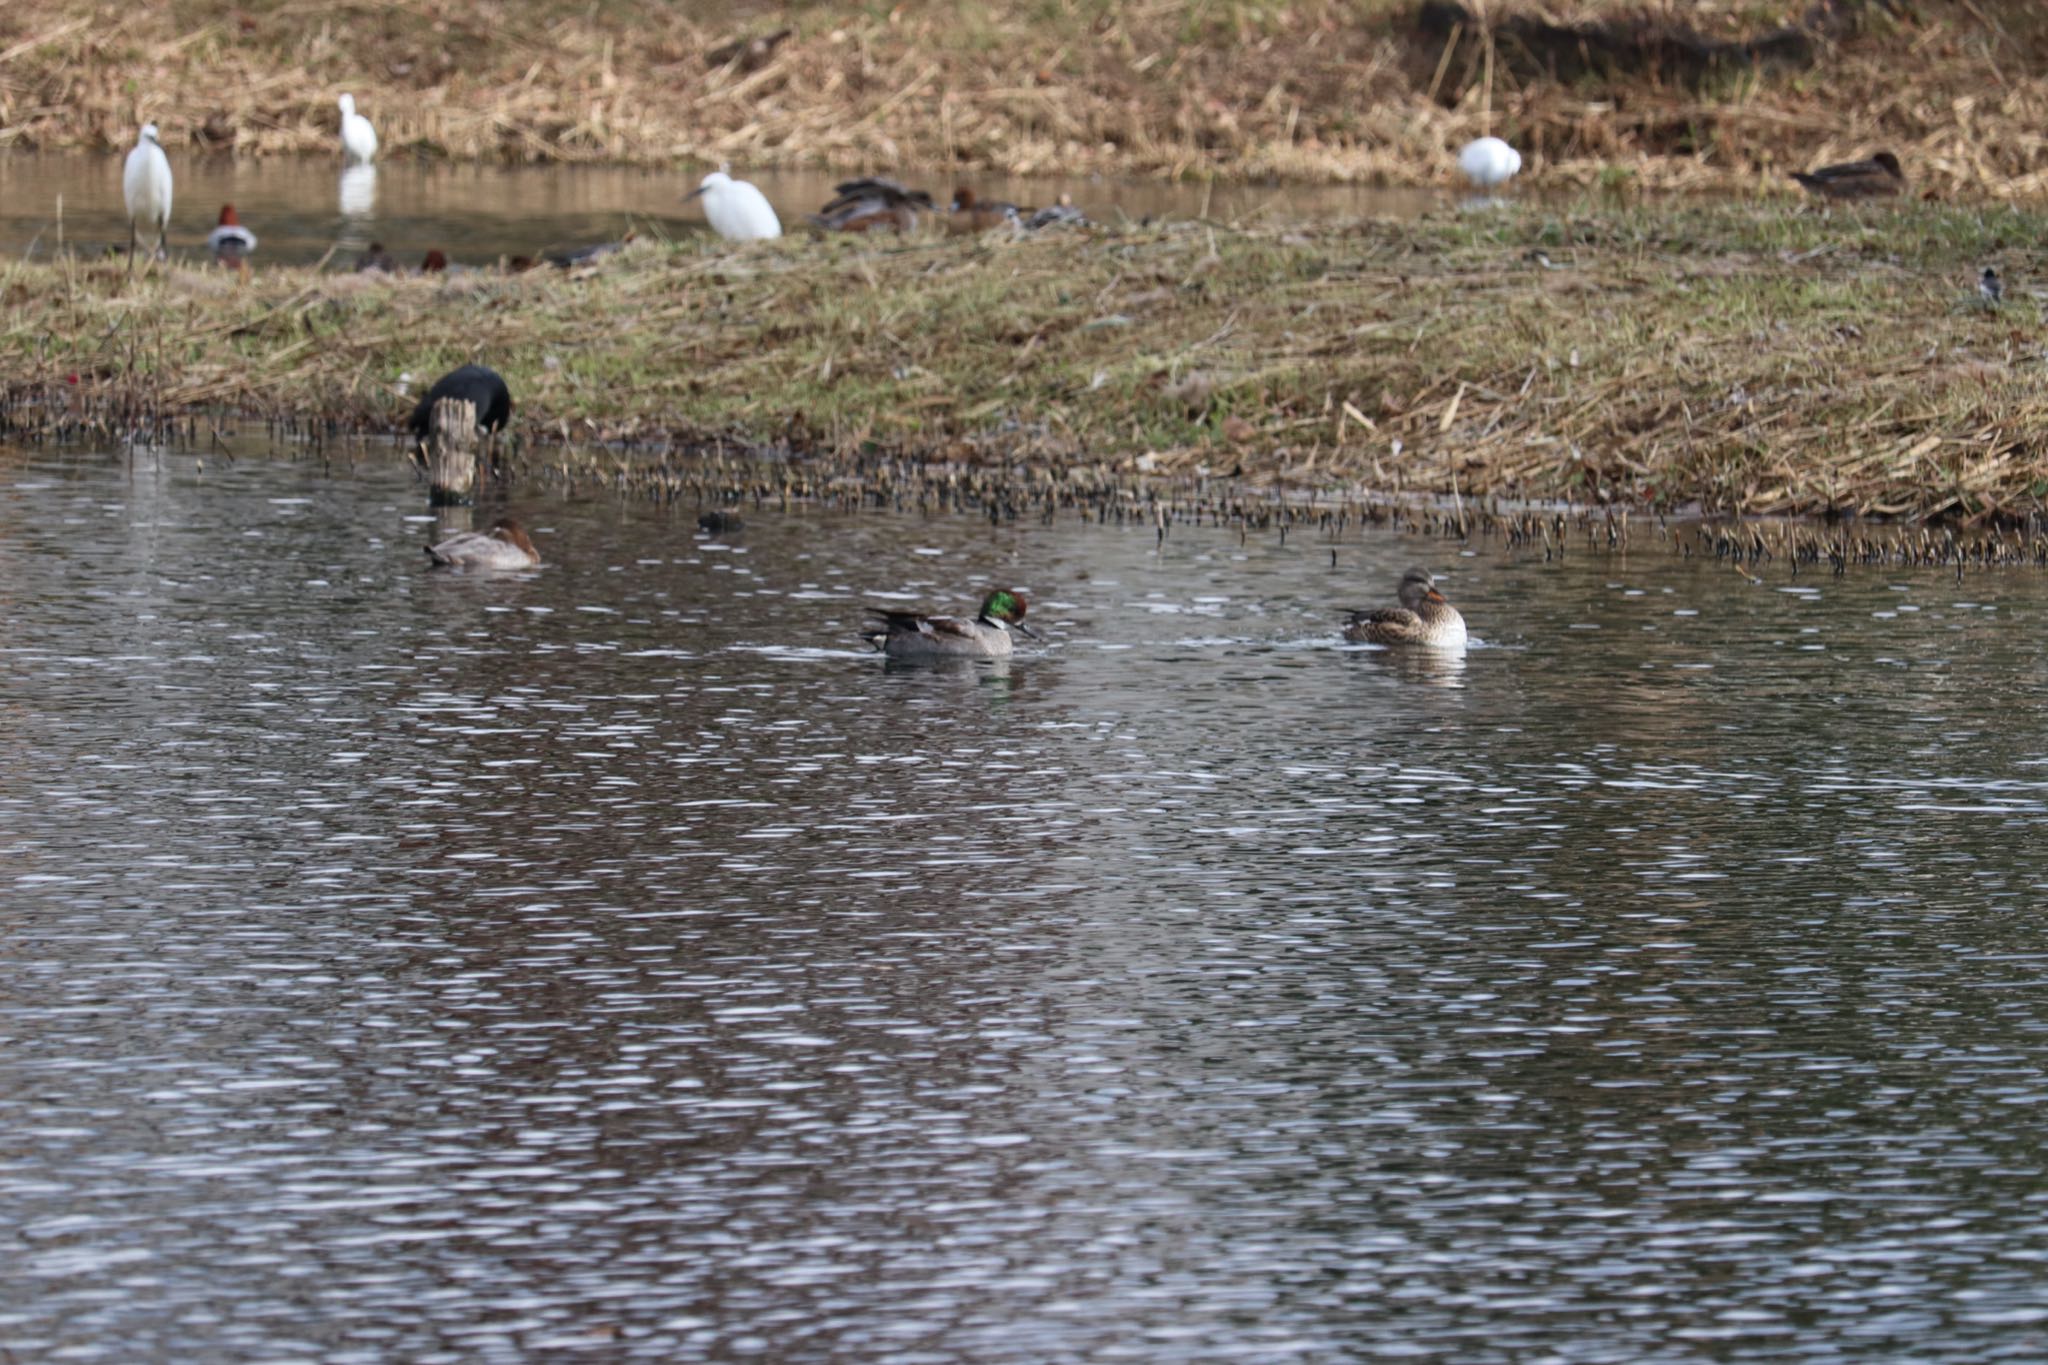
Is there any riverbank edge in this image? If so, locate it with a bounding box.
[5,200,2046,527]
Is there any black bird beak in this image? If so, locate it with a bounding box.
[682,187,707,202]
[1013,621,1045,642]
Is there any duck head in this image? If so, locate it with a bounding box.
[1396,568,1440,610]
[979,588,1042,640]
[1871,151,1903,179]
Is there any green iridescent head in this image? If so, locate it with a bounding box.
[979,589,1028,623]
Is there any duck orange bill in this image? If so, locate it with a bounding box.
[1426,589,1447,603]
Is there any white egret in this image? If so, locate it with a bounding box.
[338,94,378,164]
[122,123,173,272]
[205,204,257,267]
[684,170,782,241]
[1457,136,1522,191]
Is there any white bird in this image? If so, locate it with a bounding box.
[683,169,782,241]
[1457,136,1522,191]
[338,93,378,164]
[122,123,173,273]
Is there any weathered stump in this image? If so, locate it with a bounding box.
[427,397,479,506]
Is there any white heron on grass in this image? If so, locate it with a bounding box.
[338,94,378,164]
[123,123,173,273]
[1457,136,1522,192]
[684,169,782,241]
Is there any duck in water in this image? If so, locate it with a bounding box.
[425,517,541,570]
[1343,568,1467,647]
[862,589,1040,659]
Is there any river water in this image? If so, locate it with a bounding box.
[5,448,2048,1361]
[0,155,1438,268]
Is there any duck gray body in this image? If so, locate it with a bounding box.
[863,589,1038,659]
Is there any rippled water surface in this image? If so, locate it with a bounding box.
[7,449,2048,1362]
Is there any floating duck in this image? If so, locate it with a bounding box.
[1343,569,1467,648]
[1457,136,1522,191]
[338,93,378,164]
[407,364,513,442]
[862,589,1040,659]
[697,510,744,534]
[122,123,172,272]
[355,242,396,273]
[1791,151,1904,199]
[809,178,933,234]
[948,188,1021,235]
[425,517,541,570]
[686,170,782,241]
[206,203,256,267]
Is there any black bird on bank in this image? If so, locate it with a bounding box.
[1979,266,2003,306]
[1790,151,1905,200]
[407,365,513,443]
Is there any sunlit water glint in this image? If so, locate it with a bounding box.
[6,448,2048,1361]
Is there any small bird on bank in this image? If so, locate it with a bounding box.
[685,169,782,241]
[338,93,378,163]
[1791,151,1904,199]
[355,242,397,273]
[862,589,1041,659]
[206,203,256,267]
[407,364,513,443]
[1023,195,1087,230]
[1457,136,1521,191]
[122,123,173,272]
[1343,568,1467,648]
[425,517,541,570]
[809,178,934,234]
[543,230,638,268]
[1978,266,2002,306]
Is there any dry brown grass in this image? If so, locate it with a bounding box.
[0,1,2043,194]
[7,200,2048,526]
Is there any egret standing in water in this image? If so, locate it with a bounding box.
[1457,136,1522,193]
[684,170,781,241]
[123,123,173,273]
[338,94,378,164]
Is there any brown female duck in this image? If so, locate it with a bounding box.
[1343,568,1467,648]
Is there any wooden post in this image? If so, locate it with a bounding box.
[427,397,478,506]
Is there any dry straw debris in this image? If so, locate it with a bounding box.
[0,1,2045,194]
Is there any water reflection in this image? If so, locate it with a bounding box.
[7,448,2048,1359]
[337,163,377,223]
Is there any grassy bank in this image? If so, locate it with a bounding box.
[6,201,2046,523]
[1,1,2044,195]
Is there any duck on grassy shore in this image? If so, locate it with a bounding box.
[425,517,541,569]
[862,589,1040,659]
[1343,568,1467,648]
[1791,151,1904,199]
[206,204,256,267]
[809,178,933,234]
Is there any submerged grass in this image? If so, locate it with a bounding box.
[6,199,2048,523]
